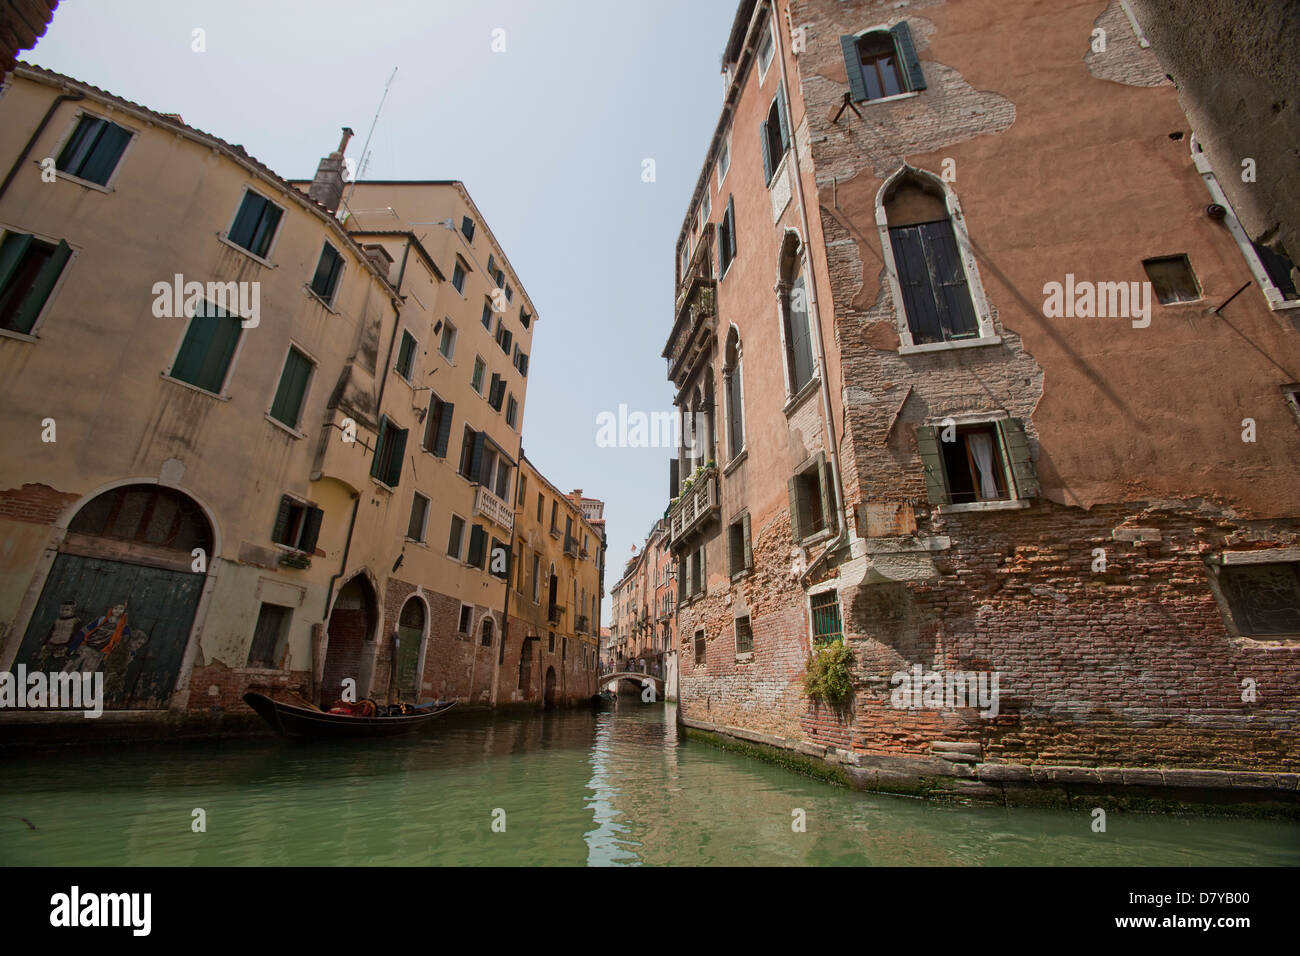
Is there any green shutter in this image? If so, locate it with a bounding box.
[10,239,71,334]
[172,303,241,394]
[468,525,486,568]
[726,196,737,260]
[820,454,837,534]
[716,224,724,278]
[301,506,324,552]
[272,496,292,545]
[0,233,33,297]
[469,431,486,484]
[371,416,390,480]
[77,122,132,186]
[760,119,773,185]
[998,418,1039,499]
[840,35,869,102]
[385,426,408,487]
[742,511,753,569]
[915,424,949,505]
[788,475,804,541]
[891,21,927,92]
[270,348,312,428]
[434,400,454,457]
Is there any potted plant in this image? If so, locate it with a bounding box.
[802,640,855,710]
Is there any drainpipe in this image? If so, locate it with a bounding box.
[769,6,849,586]
[0,92,84,202]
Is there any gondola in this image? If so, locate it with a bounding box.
[243,691,455,738]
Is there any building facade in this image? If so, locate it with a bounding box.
[664,0,1300,803]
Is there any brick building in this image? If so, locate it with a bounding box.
[664,0,1300,805]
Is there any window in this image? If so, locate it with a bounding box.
[1284,386,1300,427]
[724,329,745,457]
[487,254,497,276]
[514,349,529,377]
[536,493,543,522]
[482,300,494,330]
[467,523,487,569]
[458,604,474,636]
[886,182,979,346]
[735,615,753,655]
[693,629,705,665]
[915,417,1039,507]
[1251,237,1299,301]
[810,591,843,646]
[506,394,519,429]
[452,259,467,294]
[504,283,513,303]
[1215,561,1300,637]
[727,513,753,575]
[370,415,409,487]
[227,189,283,259]
[395,330,417,379]
[269,346,314,430]
[272,495,323,552]
[438,320,456,360]
[405,492,430,542]
[423,393,454,457]
[493,459,512,502]
[717,134,731,187]
[447,514,466,560]
[461,216,476,241]
[471,356,486,393]
[0,232,72,334]
[247,603,292,669]
[760,85,790,185]
[310,243,344,305]
[716,195,736,277]
[757,21,775,81]
[1143,255,1201,304]
[481,615,494,647]
[56,114,133,186]
[487,373,505,411]
[458,426,482,480]
[496,321,513,354]
[169,299,243,394]
[788,454,835,542]
[550,501,559,534]
[841,22,926,103]
[532,553,541,602]
[520,308,532,329]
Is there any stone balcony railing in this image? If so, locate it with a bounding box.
[668,466,718,545]
[474,485,514,531]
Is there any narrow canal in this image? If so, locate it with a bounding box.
[2,701,1297,866]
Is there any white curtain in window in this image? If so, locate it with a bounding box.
[967,432,999,500]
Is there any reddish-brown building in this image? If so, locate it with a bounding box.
[665,0,1300,807]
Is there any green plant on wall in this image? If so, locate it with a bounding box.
[802,640,854,706]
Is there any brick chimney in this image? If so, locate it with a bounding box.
[307,127,354,214]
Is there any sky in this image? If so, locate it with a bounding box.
[25,0,739,622]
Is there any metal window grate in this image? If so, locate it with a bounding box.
[811,591,843,646]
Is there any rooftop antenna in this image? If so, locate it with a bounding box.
[340,66,398,223]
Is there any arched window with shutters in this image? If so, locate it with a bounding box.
[840,21,927,104]
[723,326,745,461]
[760,84,790,186]
[877,166,998,353]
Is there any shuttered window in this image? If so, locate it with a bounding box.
[0,233,72,333]
[395,330,417,379]
[760,83,791,186]
[840,21,926,103]
[310,243,344,304]
[889,219,978,345]
[447,514,466,559]
[727,513,752,575]
[717,195,737,277]
[467,524,487,569]
[269,346,313,429]
[228,190,283,259]
[784,274,814,392]
[272,495,323,552]
[56,115,133,186]
[407,492,430,542]
[370,415,409,487]
[171,300,243,394]
[424,393,454,457]
[247,603,291,669]
[452,260,467,293]
[916,418,1038,505]
[788,454,835,542]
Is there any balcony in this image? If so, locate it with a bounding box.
[564,534,578,558]
[576,614,589,634]
[668,466,718,545]
[548,603,565,625]
[473,485,514,531]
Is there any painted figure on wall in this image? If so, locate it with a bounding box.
[37,600,82,672]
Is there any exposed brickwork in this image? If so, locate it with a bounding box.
[187,660,311,714]
[0,483,80,525]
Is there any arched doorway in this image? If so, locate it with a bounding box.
[543,665,557,709]
[321,575,376,705]
[393,597,425,702]
[518,636,534,699]
[14,483,213,709]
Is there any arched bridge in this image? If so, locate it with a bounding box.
[599,672,665,696]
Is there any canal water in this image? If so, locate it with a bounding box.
[2,701,1297,866]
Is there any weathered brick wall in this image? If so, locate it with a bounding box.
[186,660,311,714]
[0,483,80,525]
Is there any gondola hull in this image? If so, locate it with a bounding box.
[243,692,455,738]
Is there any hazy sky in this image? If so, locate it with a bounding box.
[26,0,738,620]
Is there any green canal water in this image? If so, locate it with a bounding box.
[2,701,1297,866]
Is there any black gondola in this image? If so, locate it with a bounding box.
[243,691,455,738]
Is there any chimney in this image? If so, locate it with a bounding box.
[307,126,354,214]
[361,243,394,279]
